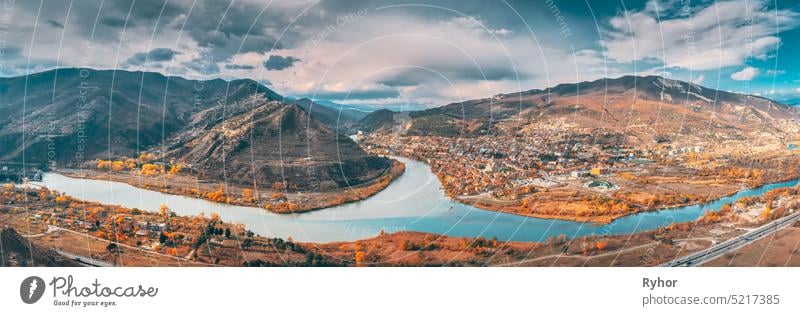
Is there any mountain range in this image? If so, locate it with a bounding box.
[0,68,388,190]
[365,75,799,145]
[2,69,796,188]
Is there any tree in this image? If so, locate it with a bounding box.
[106,243,119,253]
[141,163,163,176]
[159,232,168,244]
[139,152,156,162]
[111,161,125,172]
[242,189,255,202]
[354,251,366,266]
[192,235,207,249]
[271,181,286,191]
[168,164,182,174]
[36,187,49,198]
[210,212,221,223]
[224,227,231,238]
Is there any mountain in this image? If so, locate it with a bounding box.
[0,68,391,191]
[0,227,78,267]
[163,96,390,190]
[403,75,798,143]
[0,68,281,166]
[356,109,398,133]
[289,98,369,130]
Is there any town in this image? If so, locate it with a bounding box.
[357,118,800,223]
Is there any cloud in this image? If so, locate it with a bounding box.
[731,67,758,81]
[602,0,800,71]
[45,20,64,29]
[306,87,400,100]
[126,48,179,66]
[766,69,786,76]
[264,55,300,71]
[225,64,256,70]
[378,64,528,87]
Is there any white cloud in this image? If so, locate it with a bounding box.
[766,69,786,76]
[731,67,758,81]
[602,0,799,71]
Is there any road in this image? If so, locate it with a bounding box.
[493,242,659,267]
[53,249,114,267]
[662,211,800,267]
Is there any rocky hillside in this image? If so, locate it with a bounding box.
[0,68,281,166]
[162,95,390,190]
[401,75,798,144]
[0,227,78,267]
[0,68,391,191]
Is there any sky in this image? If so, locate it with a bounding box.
[1,0,799,109]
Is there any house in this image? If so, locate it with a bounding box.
[571,170,590,178]
[590,167,607,176]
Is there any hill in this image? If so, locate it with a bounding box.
[289,98,369,131]
[0,227,78,267]
[402,75,798,144]
[0,68,392,191]
[0,68,281,166]
[162,95,390,190]
[356,109,398,133]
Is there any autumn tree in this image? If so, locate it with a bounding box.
[141,163,163,176]
[354,251,366,266]
[139,152,156,162]
[159,204,170,218]
[242,189,255,202]
[168,164,182,174]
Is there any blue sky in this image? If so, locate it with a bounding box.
[1,0,799,108]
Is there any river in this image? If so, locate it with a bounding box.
[32,157,799,243]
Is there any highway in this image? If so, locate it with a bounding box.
[662,211,800,267]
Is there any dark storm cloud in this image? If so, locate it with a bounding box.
[176,1,296,63]
[100,17,133,28]
[126,48,179,66]
[225,64,256,70]
[16,0,186,41]
[264,55,300,71]
[45,20,64,29]
[379,64,527,87]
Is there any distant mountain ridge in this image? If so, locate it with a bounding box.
[397,75,797,143]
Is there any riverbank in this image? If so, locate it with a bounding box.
[30,156,800,244]
[56,159,405,215]
[8,159,800,266]
[453,171,800,224]
[7,182,799,266]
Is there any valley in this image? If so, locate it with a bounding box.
[356,76,800,223]
[2,69,800,267]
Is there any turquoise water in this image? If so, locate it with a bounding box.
[34,157,798,243]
